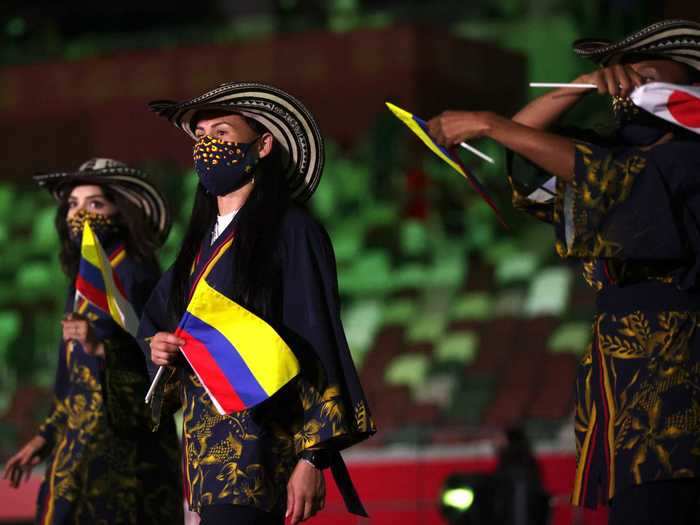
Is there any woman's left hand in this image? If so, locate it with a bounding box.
[286,459,326,524]
[62,314,104,358]
[427,110,494,147]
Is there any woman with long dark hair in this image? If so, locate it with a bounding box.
[140,83,375,525]
[2,159,183,524]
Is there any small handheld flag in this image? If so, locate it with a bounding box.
[630,82,700,135]
[385,102,508,228]
[175,278,300,415]
[75,222,139,337]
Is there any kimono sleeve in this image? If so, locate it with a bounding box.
[37,342,70,450]
[553,140,686,260]
[506,127,602,226]
[506,150,557,224]
[280,209,376,454]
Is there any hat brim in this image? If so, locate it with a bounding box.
[574,19,700,72]
[33,167,171,246]
[149,82,324,202]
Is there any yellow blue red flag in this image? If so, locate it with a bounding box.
[175,278,300,415]
[386,102,507,227]
[75,221,139,336]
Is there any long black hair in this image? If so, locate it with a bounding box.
[167,121,291,325]
[56,183,161,278]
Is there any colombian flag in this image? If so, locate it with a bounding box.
[75,221,139,337]
[175,278,300,415]
[385,102,507,227]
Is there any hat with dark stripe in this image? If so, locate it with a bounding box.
[148,82,324,202]
[33,158,171,246]
[574,19,700,72]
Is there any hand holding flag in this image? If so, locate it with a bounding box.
[385,102,507,228]
[147,278,300,415]
[75,221,139,337]
[61,313,104,357]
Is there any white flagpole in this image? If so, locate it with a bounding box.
[529,82,597,89]
[145,366,165,403]
[459,142,495,164]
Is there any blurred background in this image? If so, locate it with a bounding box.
[1,1,698,524]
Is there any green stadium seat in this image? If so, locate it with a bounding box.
[0,310,21,363]
[392,263,431,290]
[338,250,392,296]
[0,185,15,222]
[406,309,447,343]
[548,321,591,355]
[362,203,399,228]
[400,220,429,257]
[385,353,430,391]
[482,238,519,266]
[381,297,417,326]
[342,299,383,367]
[329,223,365,264]
[450,292,493,322]
[428,250,466,288]
[0,222,8,246]
[31,207,60,252]
[16,262,63,301]
[524,267,573,317]
[435,331,478,364]
[494,251,539,285]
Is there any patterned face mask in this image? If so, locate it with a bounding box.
[193,135,260,196]
[67,209,120,244]
[611,95,674,145]
[611,95,642,123]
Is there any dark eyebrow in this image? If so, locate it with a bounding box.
[70,194,104,201]
[195,121,234,131]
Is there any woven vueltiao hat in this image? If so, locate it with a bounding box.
[149,82,324,202]
[574,19,700,72]
[33,158,171,246]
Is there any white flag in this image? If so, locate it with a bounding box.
[630,81,700,135]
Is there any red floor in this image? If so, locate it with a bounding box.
[1,452,608,524]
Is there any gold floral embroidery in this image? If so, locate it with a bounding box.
[295,419,323,451]
[575,311,700,500]
[624,398,684,484]
[40,337,181,523]
[182,373,375,513]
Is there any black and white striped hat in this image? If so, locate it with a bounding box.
[33,158,171,246]
[149,82,324,202]
[574,19,700,72]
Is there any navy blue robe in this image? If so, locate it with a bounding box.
[508,131,700,508]
[36,239,182,524]
[138,205,375,515]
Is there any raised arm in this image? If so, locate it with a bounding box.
[514,66,644,128]
[427,65,645,180]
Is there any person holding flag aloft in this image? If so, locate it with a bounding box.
[2,159,182,524]
[140,83,375,525]
[427,19,700,525]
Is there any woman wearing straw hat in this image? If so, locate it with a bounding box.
[2,159,182,524]
[427,19,700,525]
[139,83,375,525]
